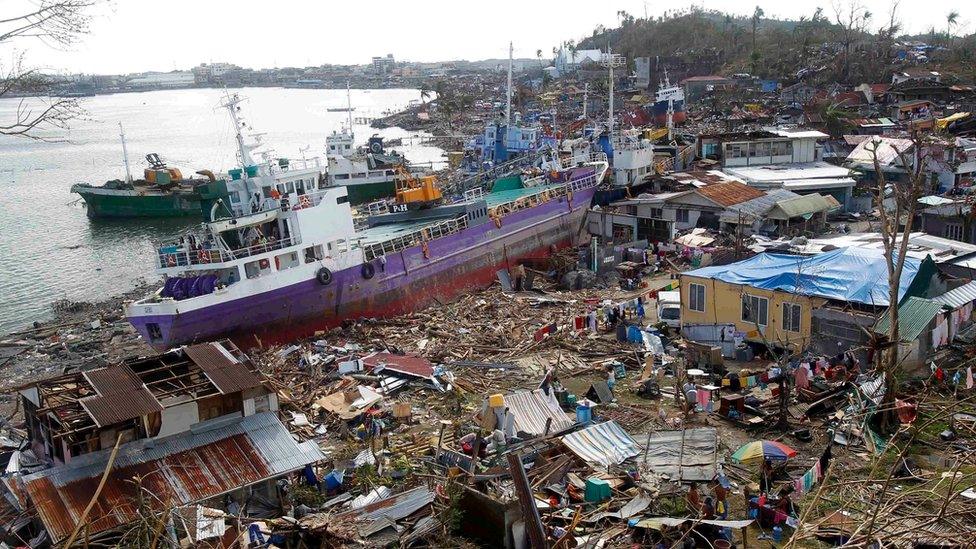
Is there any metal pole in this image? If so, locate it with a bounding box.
[119,122,132,184]
[505,41,514,128]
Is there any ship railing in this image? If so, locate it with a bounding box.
[560,152,607,170]
[366,199,391,216]
[361,216,468,261]
[156,235,301,269]
[464,188,485,202]
[486,171,599,219]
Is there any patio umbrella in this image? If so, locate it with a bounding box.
[731,440,797,463]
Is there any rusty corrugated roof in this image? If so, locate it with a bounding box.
[696,181,765,207]
[20,412,324,543]
[362,353,434,380]
[79,365,163,427]
[184,342,262,394]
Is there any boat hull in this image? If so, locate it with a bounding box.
[129,187,596,350]
[343,180,396,204]
[73,187,201,218]
[646,99,687,126]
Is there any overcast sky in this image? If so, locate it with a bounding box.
[4,0,973,74]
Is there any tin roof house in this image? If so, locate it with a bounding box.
[3,340,324,544]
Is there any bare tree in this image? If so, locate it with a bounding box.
[866,132,930,433]
[1,0,99,140]
[833,0,872,82]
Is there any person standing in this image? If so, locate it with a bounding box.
[759,459,774,493]
[686,482,702,516]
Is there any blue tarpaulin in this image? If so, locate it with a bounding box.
[683,247,927,306]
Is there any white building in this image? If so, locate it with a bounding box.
[126,71,195,88]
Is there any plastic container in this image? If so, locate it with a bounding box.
[773,526,783,542]
[584,477,611,502]
[229,168,243,180]
[576,402,592,424]
[488,394,505,408]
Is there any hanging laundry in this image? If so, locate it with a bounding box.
[574,316,585,331]
[795,366,810,390]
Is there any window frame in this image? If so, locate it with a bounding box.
[741,293,769,327]
[676,209,690,223]
[782,302,801,333]
[689,283,706,312]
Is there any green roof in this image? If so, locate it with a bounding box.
[873,296,944,343]
[766,193,841,220]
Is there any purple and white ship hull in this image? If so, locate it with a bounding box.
[127,158,607,350]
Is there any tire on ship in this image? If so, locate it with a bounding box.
[316,267,333,285]
[361,262,376,280]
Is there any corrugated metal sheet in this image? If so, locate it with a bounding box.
[933,281,976,309]
[336,486,434,522]
[79,365,163,428]
[560,420,640,467]
[696,181,765,207]
[504,390,574,436]
[21,412,323,542]
[362,353,434,380]
[874,296,944,342]
[641,428,721,481]
[184,342,262,394]
[719,188,800,223]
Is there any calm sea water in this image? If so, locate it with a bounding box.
[0,87,443,335]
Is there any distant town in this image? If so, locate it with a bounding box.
[44,55,544,96]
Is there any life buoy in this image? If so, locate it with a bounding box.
[166,254,176,267]
[199,249,211,263]
[421,240,430,259]
[361,262,375,279]
[299,194,312,209]
[259,258,270,270]
[316,267,333,285]
[274,256,280,270]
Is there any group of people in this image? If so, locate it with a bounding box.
[685,477,730,521]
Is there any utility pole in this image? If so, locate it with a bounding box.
[607,43,614,136]
[582,83,589,119]
[505,41,514,128]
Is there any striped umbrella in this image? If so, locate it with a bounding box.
[731,440,797,463]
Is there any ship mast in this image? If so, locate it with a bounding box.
[505,41,513,128]
[119,122,132,184]
[219,92,254,168]
[346,81,354,136]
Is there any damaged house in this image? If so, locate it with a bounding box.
[3,340,324,545]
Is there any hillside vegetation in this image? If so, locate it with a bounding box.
[568,5,976,86]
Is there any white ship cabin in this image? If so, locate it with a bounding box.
[222,157,326,218]
[151,180,358,302]
[612,130,655,186]
[326,129,355,158]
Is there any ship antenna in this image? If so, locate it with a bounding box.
[219,92,254,168]
[119,122,132,184]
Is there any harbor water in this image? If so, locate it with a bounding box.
[0,87,443,336]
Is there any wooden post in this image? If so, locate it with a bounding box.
[507,452,548,549]
[741,526,748,549]
[543,417,553,437]
[436,420,451,461]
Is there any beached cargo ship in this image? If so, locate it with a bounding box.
[125,150,607,350]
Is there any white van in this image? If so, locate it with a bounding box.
[656,290,681,329]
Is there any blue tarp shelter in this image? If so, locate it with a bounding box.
[683,247,934,307]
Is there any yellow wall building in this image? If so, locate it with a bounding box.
[680,274,826,350]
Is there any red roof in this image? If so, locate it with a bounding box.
[362,352,434,380]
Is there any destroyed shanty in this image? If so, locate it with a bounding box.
[4,5,976,549]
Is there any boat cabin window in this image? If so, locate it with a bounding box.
[261,186,274,199]
[275,251,300,271]
[244,258,273,279]
[220,266,240,286]
[304,245,324,263]
[296,180,306,195]
[335,174,350,180]
[326,239,347,257]
[337,195,349,205]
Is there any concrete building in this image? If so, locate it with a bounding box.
[125,71,195,88]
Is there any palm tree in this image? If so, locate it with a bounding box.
[536,48,544,71]
[751,6,764,52]
[419,83,432,105]
[947,10,959,47]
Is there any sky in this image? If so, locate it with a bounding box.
[3,0,973,75]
